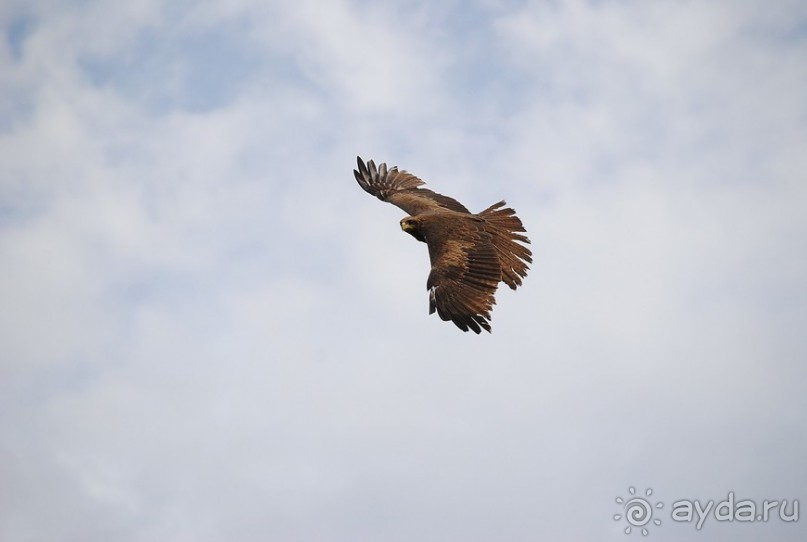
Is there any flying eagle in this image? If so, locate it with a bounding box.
[354,157,532,333]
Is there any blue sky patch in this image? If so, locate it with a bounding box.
[80,22,266,114]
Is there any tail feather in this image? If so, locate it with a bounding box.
[479,201,532,290]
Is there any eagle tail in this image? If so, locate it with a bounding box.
[479,201,532,290]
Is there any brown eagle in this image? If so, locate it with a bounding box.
[354,156,532,333]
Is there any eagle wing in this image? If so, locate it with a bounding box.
[354,156,470,215]
[424,220,502,333]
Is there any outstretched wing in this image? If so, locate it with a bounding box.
[354,156,470,215]
[424,218,501,333]
[479,201,532,290]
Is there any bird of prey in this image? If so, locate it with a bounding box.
[354,156,531,333]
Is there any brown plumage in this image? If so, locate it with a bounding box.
[354,156,532,333]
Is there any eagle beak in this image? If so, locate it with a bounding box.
[400,220,412,232]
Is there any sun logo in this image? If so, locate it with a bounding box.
[614,487,664,536]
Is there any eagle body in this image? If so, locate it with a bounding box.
[354,157,531,333]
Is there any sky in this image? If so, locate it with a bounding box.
[1,0,806,540]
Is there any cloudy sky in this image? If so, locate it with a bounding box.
[2,0,806,540]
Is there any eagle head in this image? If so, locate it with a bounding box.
[400,217,425,242]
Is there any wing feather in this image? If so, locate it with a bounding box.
[424,219,501,333]
[354,156,470,215]
[479,201,533,290]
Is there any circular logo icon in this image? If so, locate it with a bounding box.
[614,487,663,535]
